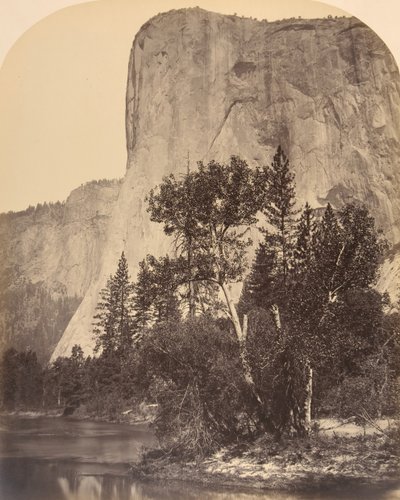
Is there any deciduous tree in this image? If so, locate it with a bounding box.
[147,156,270,428]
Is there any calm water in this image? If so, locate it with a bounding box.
[0,415,398,500]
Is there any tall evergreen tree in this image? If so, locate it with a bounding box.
[93,252,134,356]
[311,203,344,304]
[294,202,315,274]
[240,146,298,320]
[262,146,298,289]
[132,254,181,331]
[239,244,277,314]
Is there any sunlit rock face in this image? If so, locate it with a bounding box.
[0,180,121,360]
[0,180,121,298]
[47,9,400,359]
[126,9,400,240]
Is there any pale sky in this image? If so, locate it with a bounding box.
[0,0,399,213]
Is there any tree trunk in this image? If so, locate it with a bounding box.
[220,283,264,409]
[42,385,46,408]
[188,236,196,317]
[270,304,282,331]
[189,280,196,317]
[304,360,313,431]
[220,283,243,338]
[271,303,310,436]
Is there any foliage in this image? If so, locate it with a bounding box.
[239,146,299,312]
[0,148,396,460]
[0,348,43,410]
[147,156,267,288]
[316,307,400,420]
[240,146,387,436]
[146,156,274,434]
[0,200,65,221]
[311,203,386,303]
[245,308,308,436]
[261,145,299,289]
[132,254,182,329]
[293,202,315,273]
[45,344,86,408]
[0,278,81,363]
[93,252,134,356]
[238,244,277,314]
[135,317,254,458]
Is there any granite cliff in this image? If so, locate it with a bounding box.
[2,9,399,360]
[125,9,400,240]
[0,179,121,360]
[0,179,121,298]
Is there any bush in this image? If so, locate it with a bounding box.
[136,317,253,458]
[317,355,399,422]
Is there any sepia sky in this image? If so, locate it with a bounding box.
[0,0,399,213]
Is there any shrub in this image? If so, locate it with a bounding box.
[136,317,253,458]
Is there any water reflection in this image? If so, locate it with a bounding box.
[0,416,398,500]
[0,457,299,500]
[2,457,396,500]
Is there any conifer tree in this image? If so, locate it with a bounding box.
[131,257,156,330]
[132,254,181,330]
[240,147,298,319]
[239,244,277,314]
[311,203,343,304]
[93,252,134,356]
[294,202,315,274]
[262,146,298,289]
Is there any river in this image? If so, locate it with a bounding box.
[0,415,398,500]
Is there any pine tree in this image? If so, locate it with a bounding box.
[132,257,156,330]
[294,202,315,274]
[132,254,181,330]
[240,147,298,317]
[93,252,134,356]
[262,146,298,289]
[311,203,343,303]
[239,244,277,314]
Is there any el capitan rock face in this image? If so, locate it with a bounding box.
[126,9,400,241]
[4,9,399,360]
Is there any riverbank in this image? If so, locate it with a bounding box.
[0,402,156,425]
[70,402,156,425]
[132,424,400,495]
[0,409,63,418]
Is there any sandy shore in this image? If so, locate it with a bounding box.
[132,423,400,495]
